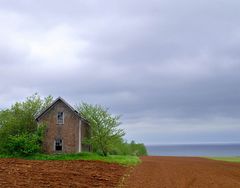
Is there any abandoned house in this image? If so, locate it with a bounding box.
[35,97,91,154]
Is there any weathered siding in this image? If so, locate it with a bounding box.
[38,100,80,154]
[81,121,92,152]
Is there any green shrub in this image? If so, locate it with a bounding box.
[129,141,148,156]
[0,94,52,154]
[2,124,46,156]
[6,132,40,156]
[110,140,148,156]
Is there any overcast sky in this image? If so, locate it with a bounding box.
[1,0,240,145]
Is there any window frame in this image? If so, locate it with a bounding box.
[55,139,63,151]
[57,112,64,124]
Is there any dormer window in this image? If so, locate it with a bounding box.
[57,112,64,124]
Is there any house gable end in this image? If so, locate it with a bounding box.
[35,97,80,122]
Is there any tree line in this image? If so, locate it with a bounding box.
[0,94,147,156]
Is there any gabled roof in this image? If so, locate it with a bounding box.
[35,97,88,123]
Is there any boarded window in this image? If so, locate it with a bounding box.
[55,139,62,151]
[57,112,64,124]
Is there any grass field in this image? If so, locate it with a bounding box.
[209,157,240,163]
[0,152,140,166]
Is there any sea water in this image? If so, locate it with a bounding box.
[146,143,240,157]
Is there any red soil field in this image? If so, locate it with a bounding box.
[1,157,240,187]
[125,156,240,188]
[0,158,127,187]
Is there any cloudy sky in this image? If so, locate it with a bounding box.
[1,0,240,145]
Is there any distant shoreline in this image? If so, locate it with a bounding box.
[146,142,240,146]
[146,143,240,157]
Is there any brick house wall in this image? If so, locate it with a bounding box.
[36,98,91,154]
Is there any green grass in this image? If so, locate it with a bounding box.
[208,157,240,163]
[0,152,140,166]
[0,154,10,159]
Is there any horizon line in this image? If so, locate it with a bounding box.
[145,141,240,146]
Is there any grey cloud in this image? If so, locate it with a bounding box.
[1,0,240,144]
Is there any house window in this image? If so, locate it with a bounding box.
[55,139,62,151]
[57,112,64,124]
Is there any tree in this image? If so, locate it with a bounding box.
[110,139,148,156]
[0,93,53,154]
[76,103,125,156]
[5,125,45,156]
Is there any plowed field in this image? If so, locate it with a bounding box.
[125,156,240,188]
[2,157,240,188]
[0,158,127,187]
